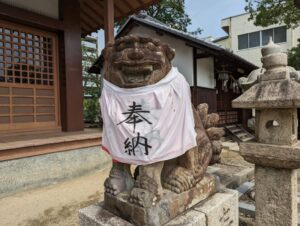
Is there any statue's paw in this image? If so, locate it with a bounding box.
[104,168,134,196]
[135,175,159,194]
[163,167,195,193]
[104,177,124,196]
[129,188,157,208]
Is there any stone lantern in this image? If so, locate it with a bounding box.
[232,40,300,226]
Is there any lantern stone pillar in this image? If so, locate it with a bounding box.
[232,40,300,226]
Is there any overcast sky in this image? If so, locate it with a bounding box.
[186,0,246,38]
[97,0,247,50]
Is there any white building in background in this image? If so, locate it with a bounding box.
[82,34,99,73]
[81,33,100,98]
[214,12,300,66]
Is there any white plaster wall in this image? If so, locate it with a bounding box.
[215,38,231,49]
[127,26,194,86]
[223,13,299,67]
[292,26,300,47]
[197,57,215,88]
[0,0,59,19]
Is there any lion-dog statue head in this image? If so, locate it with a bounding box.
[102,35,175,88]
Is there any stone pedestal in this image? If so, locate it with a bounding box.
[239,142,300,226]
[79,189,238,226]
[104,174,217,226]
[255,166,298,226]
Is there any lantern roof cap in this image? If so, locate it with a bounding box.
[232,79,300,109]
[233,39,300,109]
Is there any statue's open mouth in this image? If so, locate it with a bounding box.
[114,61,161,86]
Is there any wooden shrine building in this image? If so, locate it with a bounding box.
[0,0,159,197]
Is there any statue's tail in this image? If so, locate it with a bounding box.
[195,103,224,165]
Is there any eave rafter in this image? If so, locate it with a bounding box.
[80,0,160,36]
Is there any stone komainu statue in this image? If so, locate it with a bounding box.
[101,35,224,207]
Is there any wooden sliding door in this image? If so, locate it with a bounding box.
[0,20,60,133]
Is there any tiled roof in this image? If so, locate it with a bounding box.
[89,14,258,73]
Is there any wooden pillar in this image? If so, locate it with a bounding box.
[59,0,84,131]
[242,109,252,129]
[193,47,197,87]
[104,0,115,44]
[295,0,300,9]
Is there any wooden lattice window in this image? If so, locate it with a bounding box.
[0,20,60,133]
[218,111,239,125]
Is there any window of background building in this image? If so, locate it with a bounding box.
[249,31,260,48]
[238,26,287,50]
[262,28,273,45]
[238,34,248,50]
[274,26,287,43]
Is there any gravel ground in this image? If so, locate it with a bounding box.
[0,166,111,226]
[0,146,297,226]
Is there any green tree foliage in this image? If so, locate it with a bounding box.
[245,0,300,28]
[118,0,202,35]
[145,0,192,32]
[288,38,300,70]
[84,98,100,125]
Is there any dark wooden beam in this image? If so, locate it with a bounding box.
[155,30,164,36]
[82,0,160,36]
[98,0,124,16]
[114,0,160,22]
[81,8,99,31]
[136,0,145,6]
[83,1,104,24]
[0,2,64,31]
[89,0,105,20]
[80,0,104,36]
[80,13,96,31]
[186,42,220,57]
[114,3,126,16]
[190,86,217,112]
[122,0,135,10]
[295,0,300,9]
[104,0,115,44]
[196,53,211,59]
[80,22,89,35]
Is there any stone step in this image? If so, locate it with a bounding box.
[225,124,255,143]
[236,181,254,198]
[207,164,254,189]
[226,125,237,129]
[242,137,254,142]
[237,136,252,141]
[236,133,248,138]
[231,129,243,133]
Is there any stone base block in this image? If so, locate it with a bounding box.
[79,189,238,226]
[104,174,218,226]
[255,166,298,226]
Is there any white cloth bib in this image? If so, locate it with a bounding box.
[101,67,197,165]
